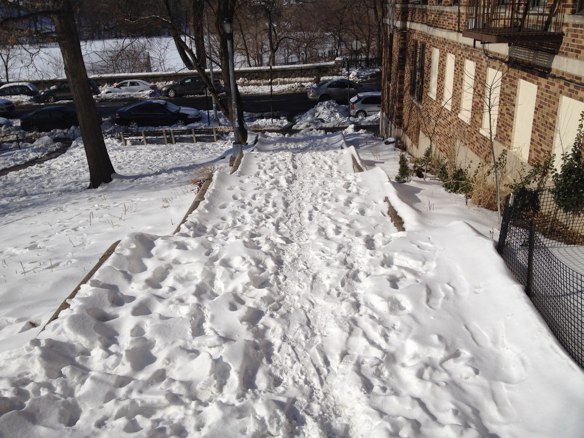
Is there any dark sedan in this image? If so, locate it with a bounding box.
[0,98,15,117]
[161,76,224,98]
[114,100,202,127]
[20,106,78,132]
[37,80,100,103]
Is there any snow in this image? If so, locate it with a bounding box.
[0,134,73,169]
[0,103,583,437]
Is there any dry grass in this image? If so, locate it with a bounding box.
[470,179,504,211]
[385,197,405,231]
[191,165,216,188]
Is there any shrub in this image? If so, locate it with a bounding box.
[552,111,584,214]
[396,153,411,183]
[437,160,449,183]
[506,155,554,216]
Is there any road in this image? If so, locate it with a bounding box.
[12,92,319,121]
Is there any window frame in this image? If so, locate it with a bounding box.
[415,43,426,103]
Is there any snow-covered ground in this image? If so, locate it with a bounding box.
[0,104,583,436]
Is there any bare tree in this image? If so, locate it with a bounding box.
[148,38,175,71]
[0,32,17,82]
[86,38,152,75]
[242,0,290,66]
[1,0,115,188]
[191,0,207,65]
[478,65,506,220]
[236,2,267,66]
[51,0,115,188]
[117,0,247,144]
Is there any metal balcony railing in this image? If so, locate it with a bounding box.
[463,0,565,48]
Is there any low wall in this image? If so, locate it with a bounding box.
[30,60,344,89]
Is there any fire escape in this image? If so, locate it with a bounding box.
[463,0,565,73]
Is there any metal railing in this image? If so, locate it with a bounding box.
[466,0,565,34]
[497,189,584,368]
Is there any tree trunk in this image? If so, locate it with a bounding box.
[215,0,247,145]
[267,12,276,66]
[192,0,207,63]
[52,0,115,188]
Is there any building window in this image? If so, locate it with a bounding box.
[480,67,503,138]
[511,80,538,162]
[442,53,455,110]
[386,33,394,85]
[429,48,439,100]
[459,59,475,124]
[553,96,584,170]
[578,0,584,13]
[410,41,426,103]
[410,42,418,98]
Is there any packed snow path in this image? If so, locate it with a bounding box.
[0,134,583,437]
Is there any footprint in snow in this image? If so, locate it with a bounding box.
[425,283,453,310]
[124,337,156,372]
[131,301,152,317]
[464,322,527,384]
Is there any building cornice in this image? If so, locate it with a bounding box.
[390,20,584,80]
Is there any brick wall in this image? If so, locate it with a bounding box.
[383,1,584,173]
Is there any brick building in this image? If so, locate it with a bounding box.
[381,0,584,175]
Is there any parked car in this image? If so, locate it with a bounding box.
[349,91,382,118]
[37,80,100,103]
[101,79,158,95]
[20,106,78,132]
[307,78,376,102]
[114,100,202,127]
[161,76,224,98]
[0,98,15,117]
[0,82,40,99]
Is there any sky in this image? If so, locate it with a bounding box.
[0,101,583,437]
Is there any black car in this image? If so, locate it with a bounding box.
[37,80,100,103]
[0,98,15,117]
[0,82,40,99]
[114,100,202,127]
[161,76,224,98]
[20,106,78,132]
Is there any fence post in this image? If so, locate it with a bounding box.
[526,218,536,297]
[213,126,217,142]
[163,129,168,145]
[192,129,197,143]
[142,132,147,145]
[170,129,176,144]
[497,194,513,254]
